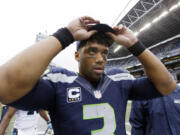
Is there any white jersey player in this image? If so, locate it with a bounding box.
[0,107,50,135]
[12,110,38,135]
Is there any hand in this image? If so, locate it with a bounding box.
[47,122,52,129]
[67,16,100,41]
[107,25,138,48]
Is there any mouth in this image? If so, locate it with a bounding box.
[93,67,104,75]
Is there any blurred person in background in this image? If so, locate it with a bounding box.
[130,73,180,135]
[0,106,51,135]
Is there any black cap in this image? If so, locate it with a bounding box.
[88,23,115,34]
[76,23,115,50]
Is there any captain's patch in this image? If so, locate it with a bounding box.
[67,87,81,103]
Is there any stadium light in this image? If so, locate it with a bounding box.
[140,23,151,32]
[114,46,122,53]
[152,11,168,24]
[169,2,180,11]
[134,32,139,36]
[134,5,174,36]
[152,17,160,23]
[169,5,178,11]
[159,11,168,18]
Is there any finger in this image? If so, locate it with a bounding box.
[113,25,126,34]
[84,19,100,25]
[80,18,88,29]
[87,30,97,38]
[87,24,95,29]
[106,32,116,40]
[113,24,124,31]
[113,27,122,32]
[81,16,96,21]
[81,16,100,24]
[118,24,124,29]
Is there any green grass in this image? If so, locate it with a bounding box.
[126,101,132,133]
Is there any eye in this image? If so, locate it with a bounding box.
[102,50,109,57]
[88,48,97,55]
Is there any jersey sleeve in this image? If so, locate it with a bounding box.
[129,77,163,100]
[8,69,57,111]
[106,68,163,100]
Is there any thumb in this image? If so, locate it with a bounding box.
[86,30,97,38]
[106,32,116,40]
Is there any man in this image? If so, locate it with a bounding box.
[0,106,50,135]
[0,16,176,134]
[130,74,180,135]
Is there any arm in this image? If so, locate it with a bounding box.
[0,107,17,135]
[0,16,99,104]
[130,101,147,135]
[39,110,50,123]
[108,25,176,95]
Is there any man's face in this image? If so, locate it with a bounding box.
[75,42,109,83]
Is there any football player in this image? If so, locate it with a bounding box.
[0,16,176,135]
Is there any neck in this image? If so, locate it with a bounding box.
[78,73,101,88]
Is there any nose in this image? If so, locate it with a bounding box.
[95,53,105,64]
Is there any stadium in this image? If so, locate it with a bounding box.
[1,0,180,135]
[107,0,180,79]
[106,0,180,134]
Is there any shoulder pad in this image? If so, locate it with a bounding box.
[105,67,128,75]
[42,67,77,83]
[106,67,135,81]
[48,67,77,76]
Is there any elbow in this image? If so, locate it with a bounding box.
[160,79,177,96]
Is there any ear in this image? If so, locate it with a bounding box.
[75,51,80,62]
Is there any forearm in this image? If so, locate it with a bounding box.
[0,118,11,135]
[0,36,62,104]
[0,107,15,135]
[137,49,176,95]
[39,110,50,122]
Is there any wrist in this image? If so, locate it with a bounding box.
[47,120,51,123]
[66,26,74,36]
[127,38,138,48]
[52,27,74,49]
[128,41,146,56]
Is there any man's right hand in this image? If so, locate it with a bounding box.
[67,16,100,41]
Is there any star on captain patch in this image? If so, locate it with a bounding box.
[94,90,102,99]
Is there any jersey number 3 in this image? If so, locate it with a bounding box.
[83,103,116,135]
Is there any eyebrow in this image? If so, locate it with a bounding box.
[86,46,109,51]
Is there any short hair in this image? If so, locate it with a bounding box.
[76,32,113,50]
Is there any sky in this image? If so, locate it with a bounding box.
[0,0,139,72]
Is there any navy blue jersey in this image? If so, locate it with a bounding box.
[10,67,162,135]
[130,86,180,135]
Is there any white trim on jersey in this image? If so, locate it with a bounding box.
[43,73,77,83]
[108,73,135,81]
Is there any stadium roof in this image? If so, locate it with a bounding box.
[108,0,180,58]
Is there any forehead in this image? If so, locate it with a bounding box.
[83,42,109,51]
